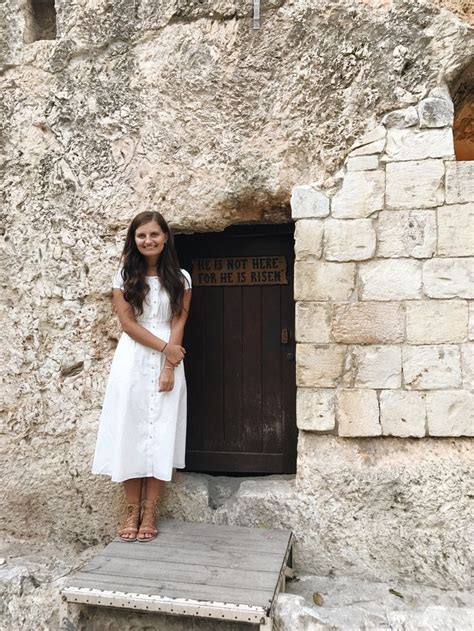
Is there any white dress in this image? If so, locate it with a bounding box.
[91,268,192,482]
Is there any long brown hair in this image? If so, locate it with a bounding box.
[119,211,184,316]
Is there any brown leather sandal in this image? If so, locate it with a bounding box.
[117,503,140,542]
[137,499,159,542]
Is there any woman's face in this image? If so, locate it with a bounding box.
[134,220,168,259]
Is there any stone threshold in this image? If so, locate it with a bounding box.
[180,471,296,509]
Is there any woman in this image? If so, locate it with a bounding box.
[92,210,192,542]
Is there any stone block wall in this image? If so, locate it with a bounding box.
[291,86,474,438]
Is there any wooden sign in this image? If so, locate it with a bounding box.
[192,256,288,287]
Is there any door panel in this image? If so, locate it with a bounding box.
[176,224,296,474]
[242,285,263,454]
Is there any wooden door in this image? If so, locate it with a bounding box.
[176,224,296,474]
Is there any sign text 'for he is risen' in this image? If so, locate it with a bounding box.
[192,256,288,287]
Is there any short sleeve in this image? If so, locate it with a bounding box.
[181,268,192,290]
[112,267,125,290]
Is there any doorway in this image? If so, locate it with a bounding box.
[175,223,297,474]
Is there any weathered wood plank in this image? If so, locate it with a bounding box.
[109,535,287,556]
[157,519,291,543]
[242,284,263,453]
[99,541,284,572]
[68,573,274,608]
[107,533,289,556]
[223,285,243,451]
[184,451,286,473]
[203,285,224,452]
[79,556,278,591]
[105,535,287,557]
[183,279,205,451]
[135,533,290,553]
[261,284,283,454]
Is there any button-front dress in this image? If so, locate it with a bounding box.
[91,268,192,483]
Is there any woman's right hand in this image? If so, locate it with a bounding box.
[163,343,185,365]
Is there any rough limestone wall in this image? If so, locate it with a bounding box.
[0,0,473,588]
[291,86,474,438]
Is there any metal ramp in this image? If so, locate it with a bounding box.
[60,519,293,630]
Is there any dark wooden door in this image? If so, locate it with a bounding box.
[176,224,296,474]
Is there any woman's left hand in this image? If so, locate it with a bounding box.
[158,367,174,392]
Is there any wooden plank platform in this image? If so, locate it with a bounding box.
[60,519,293,630]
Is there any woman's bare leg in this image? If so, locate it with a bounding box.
[138,477,165,540]
[143,477,165,502]
[120,478,143,540]
[123,477,144,503]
